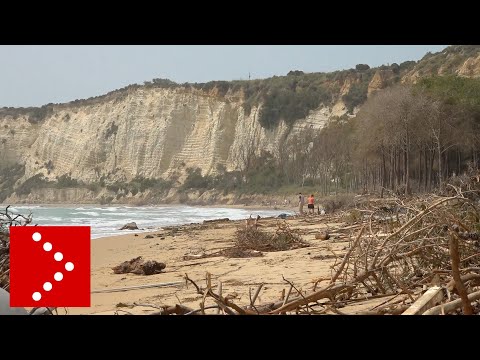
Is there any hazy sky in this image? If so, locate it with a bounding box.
[0,45,448,107]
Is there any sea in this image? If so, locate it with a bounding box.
[6,205,294,239]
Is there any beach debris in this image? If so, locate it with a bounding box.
[219,248,263,258]
[116,302,134,308]
[315,231,330,240]
[151,191,480,315]
[234,221,308,252]
[183,253,206,260]
[1,205,33,292]
[119,222,139,230]
[112,256,166,275]
[203,218,230,224]
[245,215,261,229]
[311,254,336,260]
[145,235,154,239]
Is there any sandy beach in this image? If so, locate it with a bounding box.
[67,212,389,315]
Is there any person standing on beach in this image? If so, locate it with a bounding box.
[298,193,305,215]
[307,194,315,215]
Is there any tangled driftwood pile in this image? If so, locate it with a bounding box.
[183,222,309,260]
[146,191,480,315]
[234,222,309,252]
[112,256,166,275]
[0,233,9,291]
[1,206,32,292]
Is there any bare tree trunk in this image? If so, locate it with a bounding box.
[405,146,410,195]
[424,148,428,192]
[457,149,461,176]
[449,234,474,315]
[429,150,435,189]
[381,150,386,198]
[437,142,443,189]
[445,151,449,180]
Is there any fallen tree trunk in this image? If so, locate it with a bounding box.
[269,284,353,314]
[402,286,444,315]
[423,290,480,315]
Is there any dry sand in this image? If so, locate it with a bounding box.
[67,214,390,315]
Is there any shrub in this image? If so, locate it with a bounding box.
[355,64,370,71]
[181,168,213,190]
[86,182,101,192]
[56,174,79,187]
[287,70,305,76]
[15,174,52,196]
[99,196,114,205]
[105,122,118,139]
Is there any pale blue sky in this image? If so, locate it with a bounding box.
[0,45,448,107]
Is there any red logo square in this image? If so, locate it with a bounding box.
[9,226,90,307]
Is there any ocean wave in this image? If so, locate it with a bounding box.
[34,216,64,222]
[71,211,100,216]
[15,205,293,239]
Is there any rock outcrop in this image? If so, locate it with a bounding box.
[368,70,395,96]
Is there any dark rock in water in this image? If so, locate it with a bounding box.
[277,213,290,219]
[119,222,139,230]
[145,235,154,239]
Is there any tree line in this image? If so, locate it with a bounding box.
[235,76,480,196]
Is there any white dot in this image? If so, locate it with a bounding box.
[54,252,63,261]
[32,292,41,301]
[43,242,52,252]
[65,262,74,271]
[32,232,41,242]
[54,272,63,281]
[43,282,52,291]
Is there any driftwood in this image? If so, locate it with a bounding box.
[204,218,230,224]
[449,232,474,314]
[402,286,444,315]
[1,205,34,292]
[151,193,480,315]
[315,231,330,240]
[423,290,480,315]
[91,281,183,294]
[234,222,309,252]
[112,256,166,275]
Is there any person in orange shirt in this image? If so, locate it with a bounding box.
[307,194,315,215]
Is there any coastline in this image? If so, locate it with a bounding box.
[4,202,290,212]
[5,203,297,241]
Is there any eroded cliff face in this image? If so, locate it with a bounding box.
[0,86,346,192]
[402,49,480,84]
[368,69,395,96]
